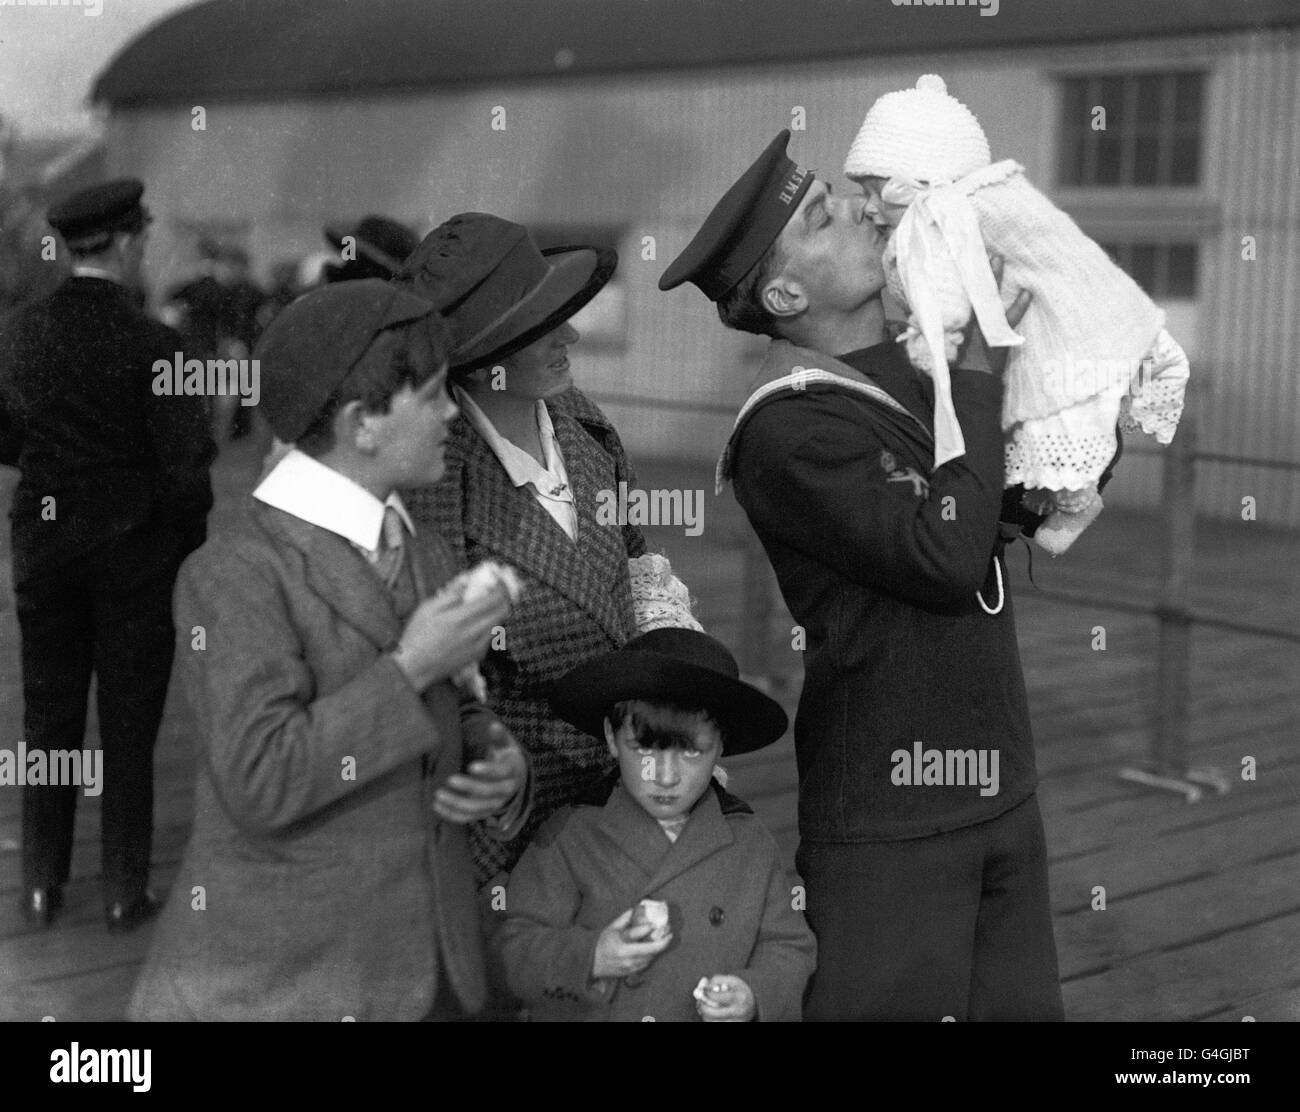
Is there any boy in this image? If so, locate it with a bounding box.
[494,627,815,1021]
[130,280,530,1021]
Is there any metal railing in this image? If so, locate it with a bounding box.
[1035,418,1297,801]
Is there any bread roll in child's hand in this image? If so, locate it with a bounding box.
[628,898,671,942]
[694,974,756,1022]
[592,907,673,980]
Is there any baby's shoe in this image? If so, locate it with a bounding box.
[1034,487,1103,556]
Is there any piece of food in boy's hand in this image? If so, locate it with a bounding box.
[450,561,525,701]
[456,560,525,604]
[695,976,755,1021]
[627,898,671,942]
[695,976,733,1000]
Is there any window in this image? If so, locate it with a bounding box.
[1097,241,1199,300]
[1059,71,1203,187]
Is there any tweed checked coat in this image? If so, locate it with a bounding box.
[404,387,645,883]
[129,500,518,1021]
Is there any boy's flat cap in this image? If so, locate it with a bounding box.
[254,279,437,443]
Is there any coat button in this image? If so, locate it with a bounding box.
[625,973,645,988]
[709,906,725,926]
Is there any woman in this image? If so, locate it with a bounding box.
[393,214,656,884]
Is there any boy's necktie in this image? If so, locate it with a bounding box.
[373,505,407,590]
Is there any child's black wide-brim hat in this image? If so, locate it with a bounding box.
[550,628,788,756]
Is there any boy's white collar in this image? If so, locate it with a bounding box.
[253,448,413,552]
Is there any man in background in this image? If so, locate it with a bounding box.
[0,178,215,932]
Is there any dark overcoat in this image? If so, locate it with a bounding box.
[404,387,645,881]
[129,501,514,1021]
[0,275,213,583]
[494,779,817,1022]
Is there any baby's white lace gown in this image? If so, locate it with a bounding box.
[882,161,1190,553]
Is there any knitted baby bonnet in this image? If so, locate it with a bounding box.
[844,74,991,183]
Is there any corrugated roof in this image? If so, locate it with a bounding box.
[93,0,1300,107]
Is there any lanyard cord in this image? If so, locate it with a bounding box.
[977,523,1038,616]
[976,558,1004,616]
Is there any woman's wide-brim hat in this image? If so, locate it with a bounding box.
[391,212,617,373]
[550,628,788,757]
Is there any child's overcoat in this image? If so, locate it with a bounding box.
[495,779,816,1022]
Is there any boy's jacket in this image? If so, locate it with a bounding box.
[130,501,519,1020]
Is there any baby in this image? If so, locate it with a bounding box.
[493,627,816,1021]
[845,74,1190,554]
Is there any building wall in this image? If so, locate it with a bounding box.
[106,27,1300,522]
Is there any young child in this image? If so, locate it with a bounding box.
[493,627,816,1021]
[844,74,1191,554]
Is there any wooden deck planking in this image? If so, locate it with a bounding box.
[1047,802,1300,913]
[3,963,147,1023]
[1061,909,1300,1022]
[1200,982,1300,1023]
[1054,849,1300,980]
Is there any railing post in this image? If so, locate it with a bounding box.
[1154,414,1197,775]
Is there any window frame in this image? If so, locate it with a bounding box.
[1056,68,1206,190]
[1047,60,1221,254]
